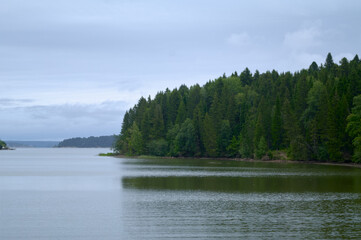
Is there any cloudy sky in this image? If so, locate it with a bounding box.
[1,0,361,141]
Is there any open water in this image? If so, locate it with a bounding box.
[1,148,361,239]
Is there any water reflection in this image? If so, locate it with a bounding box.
[120,158,361,239]
[2,150,361,239]
[121,158,361,193]
[122,175,361,193]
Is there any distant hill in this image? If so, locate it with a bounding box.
[57,135,116,148]
[6,141,60,148]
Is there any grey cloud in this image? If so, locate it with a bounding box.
[0,98,34,106]
[227,33,251,47]
[0,101,126,140]
[284,26,322,52]
[28,101,126,121]
[1,0,361,140]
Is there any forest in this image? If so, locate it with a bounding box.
[57,135,116,148]
[114,53,361,163]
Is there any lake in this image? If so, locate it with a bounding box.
[1,148,361,239]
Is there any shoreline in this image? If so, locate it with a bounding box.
[0,148,15,151]
[112,154,361,169]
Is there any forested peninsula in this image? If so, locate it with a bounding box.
[115,53,361,163]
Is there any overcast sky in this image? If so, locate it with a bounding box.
[1,0,361,141]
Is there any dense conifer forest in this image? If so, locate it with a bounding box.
[114,53,361,163]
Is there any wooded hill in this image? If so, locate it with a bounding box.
[115,53,361,163]
[57,135,116,148]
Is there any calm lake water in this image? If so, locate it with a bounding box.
[1,148,361,239]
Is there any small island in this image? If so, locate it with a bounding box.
[0,140,10,150]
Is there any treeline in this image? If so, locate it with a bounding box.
[115,53,361,163]
[57,135,116,148]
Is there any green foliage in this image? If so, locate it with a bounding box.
[175,100,187,124]
[99,152,116,156]
[227,136,240,157]
[325,52,335,70]
[347,95,361,162]
[218,120,232,156]
[239,133,253,158]
[288,135,308,161]
[127,122,143,155]
[149,104,165,140]
[114,54,361,163]
[166,124,180,156]
[202,113,218,157]
[175,118,197,156]
[302,80,329,160]
[255,136,268,159]
[308,61,319,73]
[327,94,349,162]
[271,96,283,149]
[147,139,168,156]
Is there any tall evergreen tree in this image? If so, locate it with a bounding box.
[175,100,187,124]
[325,52,335,70]
[202,113,218,157]
[271,96,283,150]
[175,118,197,156]
[218,120,232,156]
[127,122,143,155]
[346,95,361,163]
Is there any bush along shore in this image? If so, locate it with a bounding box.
[114,53,361,164]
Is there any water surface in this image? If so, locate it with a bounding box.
[1,148,361,239]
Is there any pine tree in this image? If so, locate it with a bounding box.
[192,105,204,156]
[255,136,268,159]
[150,104,165,139]
[346,95,361,163]
[302,80,329,160]
[168,89,181,125]
[271,96,283,150]
[283,98,308,160]
[175,118,197,156]
[325,52,334,70]
[327,94,350,161]
[167,124,180,156]
[227,135,240,157]
[240,67,252,86]
[202,113,218,157]
[175,100,187,124]
[308,61,319,74]
[218,120,232,156]
[127,122,143,155]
